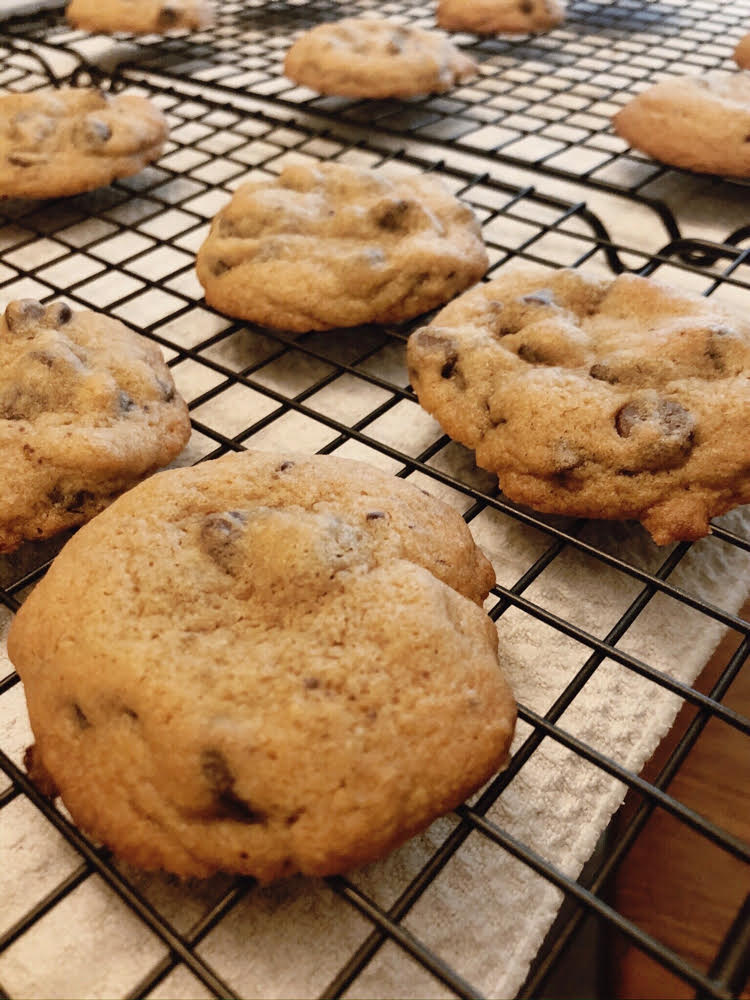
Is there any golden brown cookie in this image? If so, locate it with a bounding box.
[613,72,750,177]
[437,0,565,34]
[66,0,214,34]
[0,87,167,200]
[284,18,478,98]
[9,450,516,881]
[196,162,489,332]
[733,33,750,69]
[0,298,190,552]
[406,268,750,545]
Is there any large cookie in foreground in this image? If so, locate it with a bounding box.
[437,0,565,34]
[0,299,191,552]
[0,88,167,200]
[9,450,516,881]
[613,72,750,177]
[67,0,214,34]
[407,268,750,545]
[284,18,478,98]
[196,162,489,332]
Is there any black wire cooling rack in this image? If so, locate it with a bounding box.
[0,1,749,997]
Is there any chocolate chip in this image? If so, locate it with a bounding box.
[589,363,618,384]
[46,485,95,512]
[616,398,678,438]
[118,391,137,413]
[278,460,295,472]
[486,301,519,338]
[157,4,179,26]
[374,199,413,231]
[66,490,95,513]
[364,247,386,266]
[366,510,386,520]
[441,355,459,379]
[704,331,733,374]
[553,441,585,474]
[156,377,175,402]
[200,510,247,572]
[412,329,449,352]
[386,29,406,54]
[200,748,266,824]
[520,0,534,10]
[615,404,637,437]
[517,343,546,364]
[286,808,304,826]
[27,350,56,369]
[73,702,91,729]
[614,396,695,469]
[211,259,231,277]
[47,302,72,327]
[303,676,320,689]
[5,299,45,334]
[705,341,724,372]
[521,288,555,306]
[84,118,112,145]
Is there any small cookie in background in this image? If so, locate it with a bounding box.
[0,87,167,199]
[437,0,565,35]
[284,18,478,98]
[406,268,750,545]
[0,299,191,552]
[196,161,489,332]
[8,449,516,881]
[66,0,214,34]
[733,32,750,69]
[613,71,750,177]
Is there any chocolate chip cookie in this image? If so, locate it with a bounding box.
[196,162,489,332]
[437,0,565,34]
[407,268,750,544]
[0,299,191,552]
[9,450,516,881]
[0,87,167,200]
[613,71,750,177]
[284,18,478,98]
[66,0,214,34]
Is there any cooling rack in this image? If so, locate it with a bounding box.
[0,1,749,997]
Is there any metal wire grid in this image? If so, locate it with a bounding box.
[0,18,747,1000]
[4,0,750,249]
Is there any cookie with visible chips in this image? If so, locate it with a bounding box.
[196,162,488,332]
[613,71,750,177]
[437,0,565,35]
[0,298,191,552]
[406,268,750,544]
[66,0,214,34]
[284,18,478,98]
[9,449,516,881]
[0,87,167,200]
